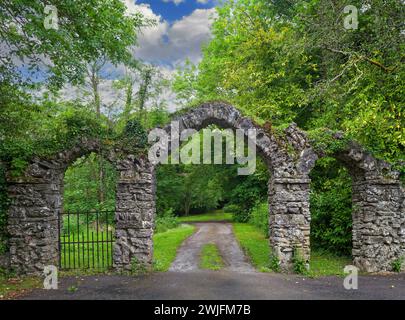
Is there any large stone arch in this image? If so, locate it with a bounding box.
[3,101,404,274]
[154,102,318,270]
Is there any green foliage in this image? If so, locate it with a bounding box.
[292,248,308,275]
[0,164,10,254]
[130,256,148,275]
[391,257,404,273]
[118,118,148,154]
[248,202,269,238]
[0,0,149,89]
[233,223,351,276]
[155,209,179,234]
[225,205,248,223]
[178,210,232,223]
[310,158,352,256]
[308,249,352,277]
[1,103,112,176]
[63,153,117,213]
[157,162,225,217]
[307,128,350,156]
[199,244,224,271]
[173,0,403,164]
[232,223,272,272]
[268,253,281,273]
[153,224,196,272]
[225,159,269,221]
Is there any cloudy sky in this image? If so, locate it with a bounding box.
[129,0,217,67]
[60,0,218,113]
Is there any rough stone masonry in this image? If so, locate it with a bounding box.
[3,102,404,274]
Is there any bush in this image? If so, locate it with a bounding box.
[310,158,352,256]
[292,248,308,275]
[155,209,179,233]
[248,202,269,237]
[391,257,404,272]
[224,204,250,222]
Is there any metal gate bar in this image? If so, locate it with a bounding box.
[59,210,114,270]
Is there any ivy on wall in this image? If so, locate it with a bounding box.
[0,164,10,255]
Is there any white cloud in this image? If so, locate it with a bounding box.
[60,1,217,113]
[134,7,217,66]
[196,0,210,4]
[162,0,186,5]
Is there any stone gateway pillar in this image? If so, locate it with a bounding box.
[268,177,311,270]
[352,178,404,272]
[6,161,63,275]
[113,155,155,271]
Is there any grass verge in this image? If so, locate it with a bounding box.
[0,275,41,300]
[178,210,232,223]
[153,224,195,272]
[199,244,224,271]
[232,223,271,272]
[308,250,352,277]
[232,223,352,276]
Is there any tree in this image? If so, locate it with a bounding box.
[0,0,147,90]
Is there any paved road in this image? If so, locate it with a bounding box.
[20,222,405,300]
[22,271,405,300]
[170,223,255,273]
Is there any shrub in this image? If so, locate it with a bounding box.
[155,208,179,233]
[310,158,352,256]
[391,257,404,272]
[292,248,308,275]
[248,202,269,237]
[224,204,250,223]
[130,256,148,275]
[268,253,280,272]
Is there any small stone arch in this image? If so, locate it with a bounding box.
[4,102,404,274]
[313,139,404,272]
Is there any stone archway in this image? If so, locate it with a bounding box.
[151,101,318,271]
[329,140,404,272]
[4,102,404,274]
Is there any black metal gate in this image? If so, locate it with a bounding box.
[58,211,115,270]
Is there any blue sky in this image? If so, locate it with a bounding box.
[137,0,216,22]
[128,0,218,68]
[58,0,221,111]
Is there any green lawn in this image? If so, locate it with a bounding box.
[308,250,352,277]
[60,230,113,270]
[0,276,41,300]
[199,244,224,271]
[178,210,232,223]
[59,222,195,273]
[232,223,352,276]
[232,223,271,272]
[153,224,196,272]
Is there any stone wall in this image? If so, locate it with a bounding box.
[113,155,155,271]
[5,139,101,274]
[351,179,404,272]
[6,160,64,274]
[334,141,404,272]
[269,178,311,270]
